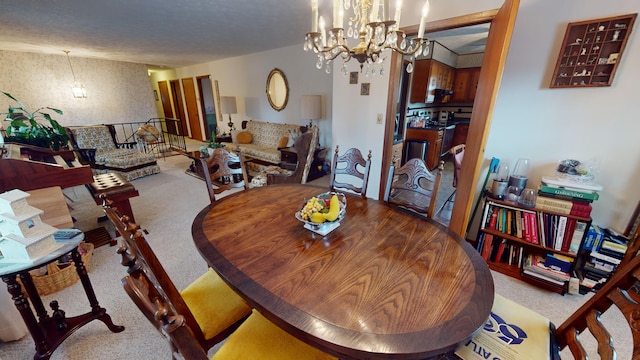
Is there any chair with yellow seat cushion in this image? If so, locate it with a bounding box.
[121,268,337,360]
[113,213,252,354]
[211,310,337,360]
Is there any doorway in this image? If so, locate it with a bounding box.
[381,0,520,237]
[196,76,217,141]
[157,81,173,119]
[182,77,204,141]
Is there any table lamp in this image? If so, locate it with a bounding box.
[220,96,237,134]
[301,95,322,128]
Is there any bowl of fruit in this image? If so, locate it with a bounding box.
[295,192,347,232]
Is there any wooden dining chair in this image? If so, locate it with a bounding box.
[437,144,465,215]
[122,266,338,360]
[455,253,640,360]
[110,214,252,356]
[329,145,372,198]
[267,129,317,185]
[384,156,444,219]
[199,146,250,203]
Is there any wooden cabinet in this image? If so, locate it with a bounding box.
[409,59,455,104]
[475,198,591,294]
[451,67,481,103]
[452,123,469,146]
[550,14,636,88]
[409,60,431,104]
[405,128,443,170]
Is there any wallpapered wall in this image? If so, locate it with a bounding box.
[0,50,156,128]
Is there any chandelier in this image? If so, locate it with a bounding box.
[63,50,87,98]
[304,0,431,76]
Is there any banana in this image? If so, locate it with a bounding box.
[324,195,340,222]
[310,212,326,223]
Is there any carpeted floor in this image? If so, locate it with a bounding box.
[0,153,632,359]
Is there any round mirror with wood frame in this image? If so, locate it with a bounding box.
[266,68,289,111]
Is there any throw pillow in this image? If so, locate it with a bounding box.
[277,136,288,148]
[237,131,253,144]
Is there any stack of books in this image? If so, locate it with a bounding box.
[534,176,602,255]
[579,227,628,293]
[537,175,602,217]
[522,253,572,286]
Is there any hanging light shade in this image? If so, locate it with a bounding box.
[64,50,87,98]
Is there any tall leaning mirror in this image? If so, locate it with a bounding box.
[266,68,289,112]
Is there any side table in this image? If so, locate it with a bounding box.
[0,237,124,360]
[215,135,232,143]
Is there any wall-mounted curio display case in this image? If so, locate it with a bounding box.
[550,13,636,88]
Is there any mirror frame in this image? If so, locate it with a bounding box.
[266,68,289,112]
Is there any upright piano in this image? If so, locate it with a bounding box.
[0,143,94,192]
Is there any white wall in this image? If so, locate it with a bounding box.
[151,45,334,149]
[331,0,639,231]
[0,51,156,126]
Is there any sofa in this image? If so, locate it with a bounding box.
[66,125,160,181]
[221,120,309,167]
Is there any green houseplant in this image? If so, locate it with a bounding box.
[1,91,69,150]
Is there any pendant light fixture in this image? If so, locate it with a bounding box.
[64,50,87,98]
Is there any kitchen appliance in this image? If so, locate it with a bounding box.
[439,111,455,123]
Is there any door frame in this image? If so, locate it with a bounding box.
[380,0,520,237]
[170,80,188,136]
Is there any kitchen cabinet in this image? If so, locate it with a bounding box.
[451,67,481,103]
[405,127,443,170]
[452,123,469,146]
[409,60,431,104]
[409,59,455,104]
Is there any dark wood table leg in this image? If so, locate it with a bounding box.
[2,274,51,358]
[2,248,125,360]
[71,248,124,332]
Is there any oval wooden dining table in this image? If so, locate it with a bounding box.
[191,184,494,360]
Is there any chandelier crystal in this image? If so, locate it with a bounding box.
[304,0,430,75]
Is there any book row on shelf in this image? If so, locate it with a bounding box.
[480,200,589,255]
[475,193,596,294]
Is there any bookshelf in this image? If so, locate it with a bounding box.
[475,197,591,294]
[550,13,636,88]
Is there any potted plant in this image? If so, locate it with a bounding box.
[1,91,69,151]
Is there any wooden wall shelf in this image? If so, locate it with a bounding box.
[550,13,636,88]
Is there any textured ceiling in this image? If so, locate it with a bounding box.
[0,0,487,68]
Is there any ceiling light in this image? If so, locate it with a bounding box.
[64,50,87,98]
[304,0,430,76]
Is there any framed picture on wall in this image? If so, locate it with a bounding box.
[360,83,370,96]
[349,72,358,84]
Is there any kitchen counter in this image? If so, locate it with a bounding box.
[407,124,456,131]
